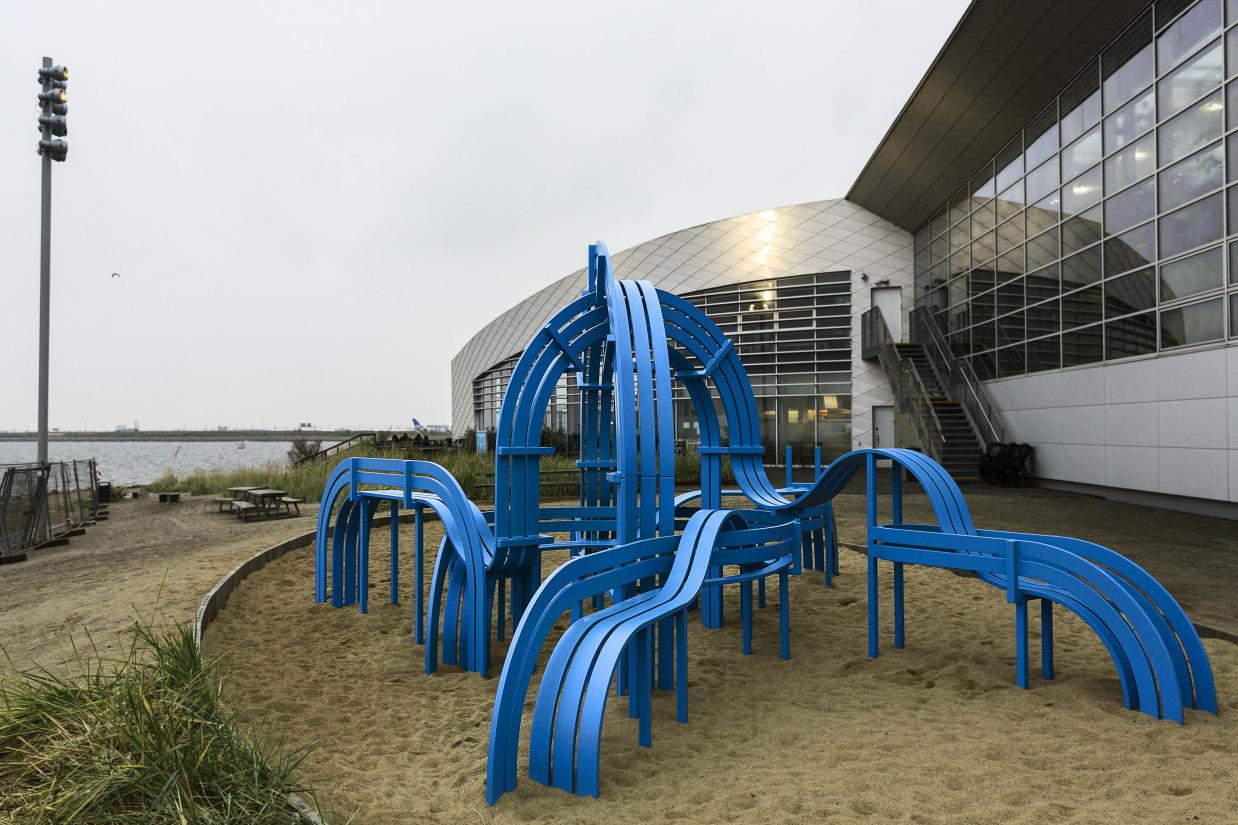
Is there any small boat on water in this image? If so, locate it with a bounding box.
[237,441,246,450]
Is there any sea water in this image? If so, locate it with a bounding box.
[0,441,336,485]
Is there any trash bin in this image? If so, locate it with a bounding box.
[98,482,112,503]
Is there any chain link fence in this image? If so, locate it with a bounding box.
[0,459,99,559]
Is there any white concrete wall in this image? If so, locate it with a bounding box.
[984,343,1238,505]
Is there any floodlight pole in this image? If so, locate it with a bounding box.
[36,56,53,467]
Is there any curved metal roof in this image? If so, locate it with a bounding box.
[847,0,1144,231]
[450,198,912,434]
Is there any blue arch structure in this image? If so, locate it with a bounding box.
[311,241,1217,805]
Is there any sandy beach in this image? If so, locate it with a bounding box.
[0,496,316,675]
[201,488,1238,825]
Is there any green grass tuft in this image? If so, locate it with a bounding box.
[0,622,333,824]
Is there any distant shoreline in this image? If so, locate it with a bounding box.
[0,430,364,443]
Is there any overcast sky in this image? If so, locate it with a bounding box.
[0,1,967,432]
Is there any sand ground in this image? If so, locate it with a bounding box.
[0,495,317,675]
[202,488,1238,825]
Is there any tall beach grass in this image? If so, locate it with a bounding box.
[0,622,332,824]
[148,446,732,504]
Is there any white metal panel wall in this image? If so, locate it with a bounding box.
[984,343,1238,504]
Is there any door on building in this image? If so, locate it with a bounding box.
[871,286,903,342]
[873,405,895,459]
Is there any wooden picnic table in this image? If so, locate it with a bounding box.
[227,486,260,497]
[246,488,287,516]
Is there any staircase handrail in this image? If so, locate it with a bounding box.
[862,307,946,463]
[910,308,1005,446]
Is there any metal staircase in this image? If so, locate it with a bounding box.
[861,307,1006,481]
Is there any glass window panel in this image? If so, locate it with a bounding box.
[1104,88,1155,152]
[1025,261,1064,303]
[950,189,970,226]
[1229,184,1238,233]
[971,229,995,264]
[1062,246,1103,289]
[949,301,970,332]
[1228,27,1238,78]
[998,313,1025,349]
[950,224,969,255]
[1159,191,1223,257]
[970,267,997,296]
[1106,311,1159,358]
[1027,298,1061,337]
[1103,11,1154,110]
[950,249,970,277]
[997,344,1026,377]
[971,166,996,200]
[1158,141,1223,211]
[1104,132,1155,192]
[930,208,948,238]
[914,224,931,251]
[1157,0,1222,71]
[1026,193,1060,236]
[948,275,967,307]
[996,180,1024,223]
[1062,165,1102,217]
[995,138,1024,192]
[1230,239,1238,284]
[1104,178,1155,235]
[1025,104,1059,169]
[1105,267,1157,317]
[1026,335,1062,372]
[1229,80,1238,129]
[1027,227,1060,270]
[971,198,996,234]
[997,280,1024,317]
[1026,158,1060,204]
[997,249,1024,282]
[1160,245,1224,299]
[931,235,948,264]
[1027,264,1061,304]
[1105,221,1157,274]
[972,320,996,350]
[996,216,1024,255]
[1159,89,1224,167]
[1062,205,1104,255]
[1231,0,1238,25]
[1062,127,1103,181]
[972,351,996,380]
[1231,293,1238,337]
[1060,61,1101,145]
[1062,325,1104,366]
[1229,132,1238,182]
[1158,39,1222,118]
[1160,297,1225,346]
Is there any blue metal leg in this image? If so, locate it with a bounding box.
[359,499,371,615]
[676,609,688,723]
[657,616,674,690]
[893,561,905,649]
[1041,599,1054,680]
[1016,599,1029,689]
[413,504,425,644]
[741,580,753,655]
[867,553,879,658]
[498,577,507,641]
[638,630,652,748]
[389,502,399,605]
[779,571,790,660]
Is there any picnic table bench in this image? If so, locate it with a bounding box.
[214,487,303,519]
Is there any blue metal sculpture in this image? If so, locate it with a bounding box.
[312,241,1217,806]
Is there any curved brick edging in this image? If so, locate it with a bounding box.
[194,514,416,825]
[193,529,318,648]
